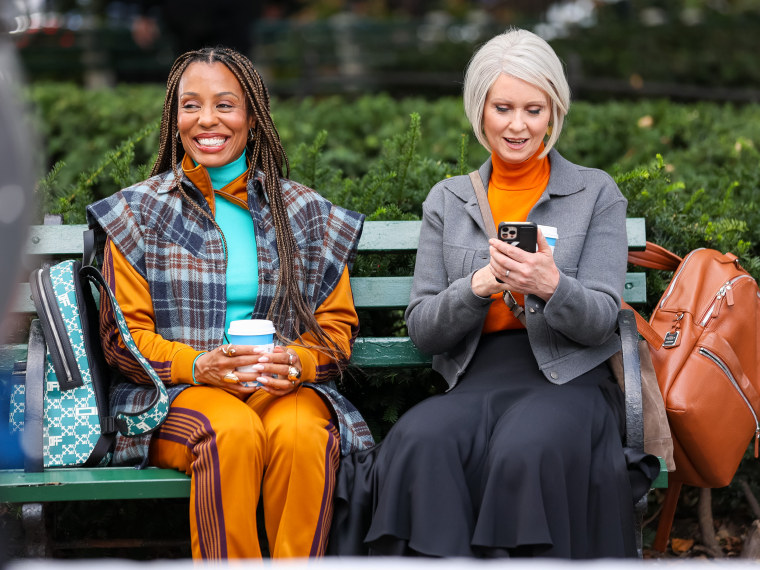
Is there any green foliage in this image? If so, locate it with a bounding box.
[38,121,159,223]
[25,82,164,205]
[25,86,760,283]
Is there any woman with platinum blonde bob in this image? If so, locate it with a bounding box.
[87,46,372,560]
[331,28,659,559]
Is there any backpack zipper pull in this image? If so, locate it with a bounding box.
[663,313,683,348]
[725,283,734,306]
[712,286,727,319]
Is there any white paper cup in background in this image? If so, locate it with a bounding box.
[227,319,276,386]
[538,225,558,254]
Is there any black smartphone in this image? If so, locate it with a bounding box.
[498,221,537,253]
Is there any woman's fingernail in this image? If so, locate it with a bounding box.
[257,377,269,385]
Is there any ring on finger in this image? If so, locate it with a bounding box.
[222,371,239,383]
[221,345,236,357]
[504,269,510,279]
[288,351,295,365]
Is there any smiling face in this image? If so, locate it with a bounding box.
[177,61,254,168]
[482,73,552,164]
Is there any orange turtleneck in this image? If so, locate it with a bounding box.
[482,143,550,333]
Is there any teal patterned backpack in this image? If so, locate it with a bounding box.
[9,233,169,470]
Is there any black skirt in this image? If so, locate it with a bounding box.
[330,330,660,558]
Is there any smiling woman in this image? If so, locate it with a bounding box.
[177,62,254,168]
[84,46,372,561]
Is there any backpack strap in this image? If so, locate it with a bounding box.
[23,320,46,473]
[468,170,527,325]
[79,265,170,437]
[628,241,682,271]
[621,300,665,350]
[83,228,96,267]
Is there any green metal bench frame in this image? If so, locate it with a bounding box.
[0,218,665,556]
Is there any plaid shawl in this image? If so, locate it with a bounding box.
[86,168,373,464]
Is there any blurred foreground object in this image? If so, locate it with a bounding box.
[0,0,35,327]
[0,0,36,504]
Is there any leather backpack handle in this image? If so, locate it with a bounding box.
[628,241,682,271]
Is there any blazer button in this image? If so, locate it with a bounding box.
[550,371,558,380]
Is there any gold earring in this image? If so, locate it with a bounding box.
[546,125,553,137]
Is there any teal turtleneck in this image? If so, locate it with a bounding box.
[196,150,259,336]
[205,149,248,190]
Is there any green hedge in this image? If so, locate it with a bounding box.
[25,84,760,433]
[26,84,760,277]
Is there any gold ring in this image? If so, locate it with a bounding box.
[288,365,301,381]
[221,345,236,357]
[222,372,239,383]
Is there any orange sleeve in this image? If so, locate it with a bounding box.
[287,266,358,383]
[100,238,203,385]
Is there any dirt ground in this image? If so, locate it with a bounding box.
[643,486,760,561]
[2,487,759,561]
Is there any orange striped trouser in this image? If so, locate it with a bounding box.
[148,384,340,560]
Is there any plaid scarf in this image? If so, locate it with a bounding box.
[87,168,373,464]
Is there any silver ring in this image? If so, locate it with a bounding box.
[504,269,510,279]
[291,380,296,387]
[288,352,295,365]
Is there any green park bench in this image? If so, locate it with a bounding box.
[0,218,666,557]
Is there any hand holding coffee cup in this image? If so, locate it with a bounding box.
[193,320,303,394]
[227,319,277,387]
[250,345,304,396]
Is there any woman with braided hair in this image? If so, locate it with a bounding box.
[86,46,372,559]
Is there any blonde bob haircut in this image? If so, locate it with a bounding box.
[463,28,570,158]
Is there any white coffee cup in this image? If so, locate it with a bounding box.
[538,225,558,253]
[227,319,276,386]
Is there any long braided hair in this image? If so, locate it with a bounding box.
[152,46,347,368]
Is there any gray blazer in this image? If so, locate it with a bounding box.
[405,149,628,389]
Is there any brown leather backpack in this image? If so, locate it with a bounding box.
[628,242,760,489]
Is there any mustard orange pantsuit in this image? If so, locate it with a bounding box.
[149,385,339,559]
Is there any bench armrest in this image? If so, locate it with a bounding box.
[618,309,644,453]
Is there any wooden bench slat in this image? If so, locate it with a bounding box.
[0,467,190,503]
[24,225,88,257]
[357,220,421,251]
[351,276,411,308]
[0,344,27,372]
[652,457,668,488]
[10,271,648,314]
[22,218,648,257]
[626,218,646,251]
[351,337,431,368]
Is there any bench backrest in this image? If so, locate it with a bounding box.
[7,219,647,369]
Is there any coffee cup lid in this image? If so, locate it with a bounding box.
[228,319,276,335]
